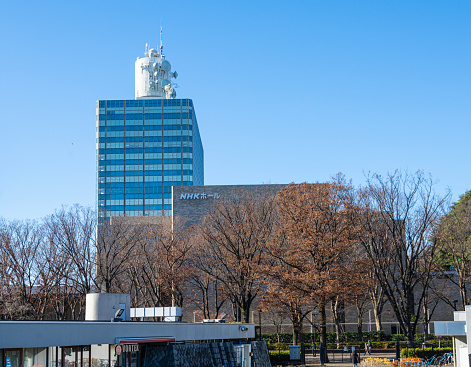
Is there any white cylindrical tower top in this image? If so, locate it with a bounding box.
[135,44,177,99]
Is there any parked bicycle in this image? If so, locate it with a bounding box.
[423,353,453,366]
[437,353,453,366]
[423,355,439,366]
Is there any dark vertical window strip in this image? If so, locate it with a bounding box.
[123,102,126,215]
[142,102,145,216]
[104,102,107,216]
[161,101,165,216]
[180,99,183,186]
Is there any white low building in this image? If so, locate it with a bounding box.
[435,307,469,367]
[0,294,267,367]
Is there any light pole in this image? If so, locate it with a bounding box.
[368,310,372,332]
[311,312,313,335]
[259,311,262,340]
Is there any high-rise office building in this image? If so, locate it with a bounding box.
[96,44,204,222]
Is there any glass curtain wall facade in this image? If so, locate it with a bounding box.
[96,98,204,222]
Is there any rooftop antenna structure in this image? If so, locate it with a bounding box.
[160,19,163,56]
[135,20,177,100]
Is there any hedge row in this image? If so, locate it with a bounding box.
[269,350,291,363]
[268,346,454,363]
[261,331,389,344]
[400,347,453,359]
[261,331,451,344]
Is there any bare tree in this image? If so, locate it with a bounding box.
[0,220,43,319]
[366,268,387,331]
[44,205,97,318]
[360,170,449,347]
[194,192,278,323]
[187,268,227,319]
[96,218,145,293]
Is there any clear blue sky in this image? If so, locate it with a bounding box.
[0,0,469,220]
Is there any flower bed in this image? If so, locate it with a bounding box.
[359,357,394,367]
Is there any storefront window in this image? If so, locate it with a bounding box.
[49,347,57,367]
[109,346,117,367]
[5,350,22,367]
[24,348,47,367]
[91,345,109,367]
[130,352,138,367]
[63,348,76,367]
[57,347,63,367]
[82,347,89,367]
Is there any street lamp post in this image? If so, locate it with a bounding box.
[311,312,313,335]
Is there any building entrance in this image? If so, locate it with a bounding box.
[4,349,22,367]
[115,345,139,367]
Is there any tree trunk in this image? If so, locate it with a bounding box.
[373,305,382,331]
[319,301,329,363]
[406,291,416,348]
[292,313,304,345]
[356,304,363,342]
[460,281,467,311]
[423,303,429,341]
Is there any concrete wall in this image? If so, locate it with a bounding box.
[85,293,131,321]
[0,321,255,349]
[172,184,286,228]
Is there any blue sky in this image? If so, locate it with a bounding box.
[0,0,469,220]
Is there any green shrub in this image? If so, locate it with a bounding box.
[400,347,453,359]
[392,334,407,342]
[262,331,452,350]
[269,350,291,362]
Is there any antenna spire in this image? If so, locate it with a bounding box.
[160,19,163,56]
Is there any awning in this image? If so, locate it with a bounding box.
[115,337,175,344]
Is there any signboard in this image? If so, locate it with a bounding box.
[122,344,139,353]
[290,345,301,360]
[116,344,139,355]
[179,193,220,200]
[6,358,11,367]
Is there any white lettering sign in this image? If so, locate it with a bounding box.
[121,344,139,353]
[180,193,220,200]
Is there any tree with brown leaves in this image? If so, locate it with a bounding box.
[272,178,365,351]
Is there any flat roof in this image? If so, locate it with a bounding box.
[0,321,255,349]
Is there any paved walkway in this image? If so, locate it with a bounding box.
[305,351,397,366]
[273,350,397,367]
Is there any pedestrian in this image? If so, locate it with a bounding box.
[312,342,317,357]
[367,340,372,355]
[352,350,360,367]
[364,342,368,355]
